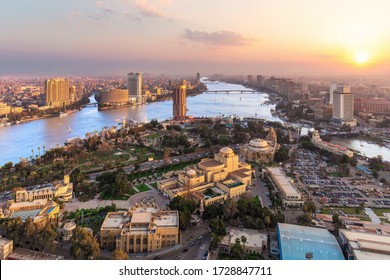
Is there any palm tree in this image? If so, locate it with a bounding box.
[241,235,247,252]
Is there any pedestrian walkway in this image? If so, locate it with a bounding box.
[364,208,381,224]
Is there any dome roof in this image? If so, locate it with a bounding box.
[186,169,197,177]
[219,147,234,154]
[249,139,269,150]
[63,222,76,231]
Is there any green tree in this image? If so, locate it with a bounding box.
[169,196,197,230]
[112,249,129,260]
[338,163,350,177]
[230,238,244,259]
[114,172,128,196]
[274,145,290,162]
[36,224,58,252]
[264,216,271,230]
[303,201,316,214]
[70,227,100,260]
[223,199,238,220]
[209,218,226,247]
[297,213,312,226]
[240,235,247,252]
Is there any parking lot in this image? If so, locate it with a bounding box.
[293,149,390,208]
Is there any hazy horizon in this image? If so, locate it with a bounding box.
[2,0,390,77]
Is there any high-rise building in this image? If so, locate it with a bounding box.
[256,75,264,86]
[333,85,356,126]
[196,72,200,82]
[247,75,254,84]
[45,78,70,108]
[173,80,187,120]
[329,84,343,105]
[127,72,143,104]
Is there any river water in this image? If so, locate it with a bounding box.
[1,80,390,165]
[329,137,390,162]
[0,81,281,165]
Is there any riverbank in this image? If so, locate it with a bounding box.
[0,109,80,127]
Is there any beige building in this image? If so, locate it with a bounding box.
[267,167,303,207]
[332,85,357,126]
[339,229,390,260]
[0,238,13,260]
[0,102,11,116]
[7,199,60,225]
[15,175,73,202]
[158,147,252,205]
[100,89,129,105]
[62,222,77,241]
[127,72,143,104]
[100,203,179,254]
[240,127,279,164]
[311,130,353,157]
[219,227,268,254]
[45,78,71,108]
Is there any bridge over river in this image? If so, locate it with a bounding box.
[204,89,258,94]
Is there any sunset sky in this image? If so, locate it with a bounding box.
[2,0,390,76]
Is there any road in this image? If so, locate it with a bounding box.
[251,169,272,207]
[87,151,211,181]
[144,222,212,260]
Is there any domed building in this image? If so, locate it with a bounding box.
[158,147,253,206]
[240,127,279,164]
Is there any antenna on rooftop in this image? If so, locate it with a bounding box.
[305,251,313,260]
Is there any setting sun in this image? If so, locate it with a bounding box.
[355,52,370,64]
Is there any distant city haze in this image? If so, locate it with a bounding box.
[1,1,390,76]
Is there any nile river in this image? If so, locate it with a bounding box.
[0,81,280,165]
[1,80,390,165]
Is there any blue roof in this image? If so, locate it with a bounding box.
[10,209,41,221]
[277,223,344,260]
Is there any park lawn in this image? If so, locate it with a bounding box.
[100,191,128,200]
[64,205,116,234]
[328,172,342,177]
[150,182,158,189]
[252,196,261,206]
[322,206,363,215]
[127,188,137,196]
[372,208,390,217]
[135,184,150,192]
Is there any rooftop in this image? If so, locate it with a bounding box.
[8,248,64,260]
[229,170,249,179]
[10,209,41,221]
[131,212,152,224]
[9,199,47,210]
[198,159,225,170]
[101,213,127,229]
[340,229,390,260]
[278,223,344,260]
[268,167,300,198]
[153,212,178,227]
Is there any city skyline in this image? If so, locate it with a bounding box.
[2,0,390,76]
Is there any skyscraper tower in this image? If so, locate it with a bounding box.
[173,80,187,120]
[127,72,143,104]
[196,72,200,82]
[45,78,70,108]
[333,85,356,126]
